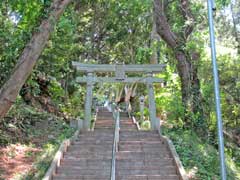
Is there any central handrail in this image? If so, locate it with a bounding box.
[110,104,120,180]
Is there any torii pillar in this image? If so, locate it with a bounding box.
[147,72,158,130]
[84,72,94,130]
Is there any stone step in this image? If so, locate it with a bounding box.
[78,133,113,138]
[96,122,113,124]
[79,130,114,135]
[116,159,174,167]
[120,127,138,131]
[120,130,158,134]
[120,134,160,138]
[53,175,110,180]
[61,158,111,162]
[98,111,112,114]
[63,155,112,161]
[73,140,113,145]
[57,165,111,171]
[77,137,113,141]
[120,124,136,127]
[96,119,114,122]
[96,118,113,121]
[94,127,114,129]
[119,143,166,148]
[118,129,139,132]
[116,152,171,160]
[56,169,111,175]
[120,113,129,117]
[95,123,114,126]
[65,150,112,156]
[120,132,159,136]
[119,140,164,144]
[61,159,111,166]
[120,127,137,130]
[119,146,169,152]
[97,115,113,118]
[116,167,177,176]
[94,125,114,128]
[92,129,114,133]
[59,164,110,170]
[119,141,164,146]
[78,133,113,139]
[64,153,112,159]
[95,120,113,123]
[116,164,175,170]
[69,144,113,150]
[120,117,131,120]
[120,120,134,125]
[95,119,113,122]
[97,113,113,115]
[120,130,158,133]
[95,121,114,125]
[120,137,160,141]
[116,175,180,180]
[67,148,113,154]
[94,123,113,126]
[79,131,113,135]
[97,114,111,116]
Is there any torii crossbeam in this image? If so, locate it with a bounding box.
[72,62,166,131]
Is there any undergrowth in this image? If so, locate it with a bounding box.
[0,100,75,180]
[163,127,240,180]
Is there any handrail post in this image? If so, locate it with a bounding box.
[207,1,227,179]
[111,104,120,180]
[116,111,120,150]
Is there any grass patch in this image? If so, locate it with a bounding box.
[0,103,75,180]
[14,124,75,180]
[163,128,240,180]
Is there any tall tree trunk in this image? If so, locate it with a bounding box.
[0,0,72,118]
[153,0,204,129]
[175,50,202,115]
[150,21,160,64]
[230,1,240,54]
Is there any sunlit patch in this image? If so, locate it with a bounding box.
[0,144,41,180]
[8,12,21,25]
[187,166,198,179]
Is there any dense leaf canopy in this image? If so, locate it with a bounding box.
[0,0,239,179]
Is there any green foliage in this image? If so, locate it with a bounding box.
[18,125,75,180]
[0,0,50,86]
[0,0,240,179]
[163,128,240,180]
[216,0,231,7]
[0,101,75,179]
[154,65,185,128]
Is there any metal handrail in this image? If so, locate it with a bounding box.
[207,1,226,179]
[110,104,120,180]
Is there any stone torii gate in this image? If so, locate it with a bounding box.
[72,62,165,130]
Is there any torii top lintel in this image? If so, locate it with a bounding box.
[72,62,166,73]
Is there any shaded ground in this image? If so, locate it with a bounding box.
[0,144,41,180]
[0,104,75,180]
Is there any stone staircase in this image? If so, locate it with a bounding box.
[116,113,180,180]
[53,109,114,180]
[52,109,184,180]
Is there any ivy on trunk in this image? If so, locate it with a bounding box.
[0,0,72,118]
[153,0,205,131]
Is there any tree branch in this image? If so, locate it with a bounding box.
[164,0,175,8]
[179,0,194,39]
[153,0,177,48]
[0,0,73,118]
